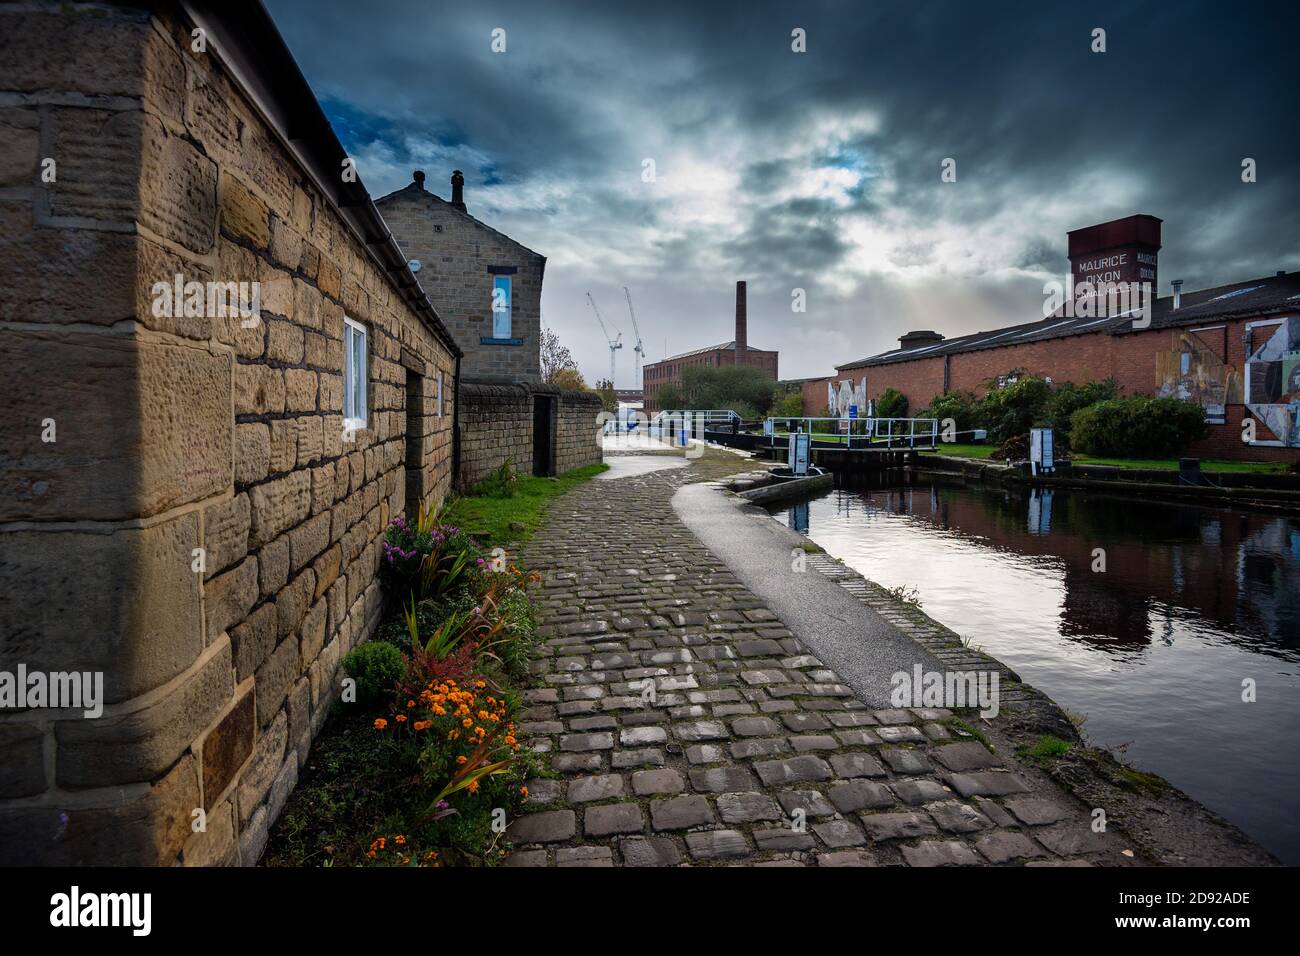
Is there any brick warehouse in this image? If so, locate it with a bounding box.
[0,1,470,864]
[377,171,602,485]
[643,280,779,413]
[803,215,1300,461]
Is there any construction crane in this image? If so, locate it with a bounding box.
[586,292,622,387]
[623,286,646,389]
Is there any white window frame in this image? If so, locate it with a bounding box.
[436,369,444,418]
[343,316,368,431]
[492,275,512,339]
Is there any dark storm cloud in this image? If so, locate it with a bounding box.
[265,0,1300,384]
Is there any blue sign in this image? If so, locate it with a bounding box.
[848,404,858,419]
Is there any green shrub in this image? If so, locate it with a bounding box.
[978,374,1051,444]
[768,387,804,418]
[1046,378,1118,447]
[342,640,407,705]
[875,387,909,419]
[920,390,983,436]
[473,457,518,499]
[1070,397,1209,458]
[494,587,538,679]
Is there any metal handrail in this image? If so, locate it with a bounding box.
[763,416,940,449]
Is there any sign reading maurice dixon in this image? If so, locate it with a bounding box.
[1073,248,1158,289]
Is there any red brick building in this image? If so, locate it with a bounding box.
[804,216,1300,461]
[643,281,778,413]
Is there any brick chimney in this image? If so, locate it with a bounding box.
[899,330,943,350]
[412,169,425,190]
[450,169,466,212]
[734,280,747,358]
[1067,214,1161,299]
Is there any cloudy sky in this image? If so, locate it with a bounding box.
[266,0,1300,388]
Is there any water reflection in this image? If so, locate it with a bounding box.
[773,478,1300,863]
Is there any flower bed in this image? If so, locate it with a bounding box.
[263,501,545,867]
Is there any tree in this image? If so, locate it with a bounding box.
[669,365,777,420]
[768,386,804,418]
[593,378,618,413]
[540,326,578,385]
[551,367,588,391]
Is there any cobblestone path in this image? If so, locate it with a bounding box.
[509,450,1135,866]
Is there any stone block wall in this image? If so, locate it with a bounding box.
[457,384,603,489]
[0,3,455,865]
[378,185,543,383]
[457,383,535,487]
[555,390,604,474]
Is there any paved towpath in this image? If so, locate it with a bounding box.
[508,448,1138,866]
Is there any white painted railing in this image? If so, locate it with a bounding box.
[764,416,940,449]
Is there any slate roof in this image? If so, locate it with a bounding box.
[838,271,1300,371]
[375,180,546,263]
[652,341,777,364]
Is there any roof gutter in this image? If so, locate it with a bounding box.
[175,0,462,360]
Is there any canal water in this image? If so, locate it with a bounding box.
[771,477,1300,864]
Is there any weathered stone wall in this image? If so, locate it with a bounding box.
[457,383,536,487]
[0,3,455,865]
[556,391,603,474]
[379,183,543,383]
[457,384,603,489]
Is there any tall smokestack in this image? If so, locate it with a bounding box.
[450,170,466,212]
[735,280,747,358]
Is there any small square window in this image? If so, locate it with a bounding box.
[343,316,367,430]
[492,275,512,339]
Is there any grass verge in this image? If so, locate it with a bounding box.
[922,444,1287,474]
[443,462,609,548]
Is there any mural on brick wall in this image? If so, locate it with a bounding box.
[1245,317,1300,446]
[1155,329,1241,426]
[827,377,867,417]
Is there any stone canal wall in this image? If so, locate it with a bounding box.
[0,2,456,865]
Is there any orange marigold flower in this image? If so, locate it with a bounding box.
[467,779,480,794]
[519,786,529,797]
[456,755,468,765]
[373,718,388,730]
[395,714,407,723]
[462,717,473,728]
[395,835,406,845]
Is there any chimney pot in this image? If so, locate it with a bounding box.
[412,169,425,189]
[734,280,747,358]
[1171,278,1183,310]
[450,169,466,212]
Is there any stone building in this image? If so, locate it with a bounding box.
[377,171,543,384]
[802,215,1300,462]
[0,1,463,864]
[378,172,602,486]
[643,281,779,413]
